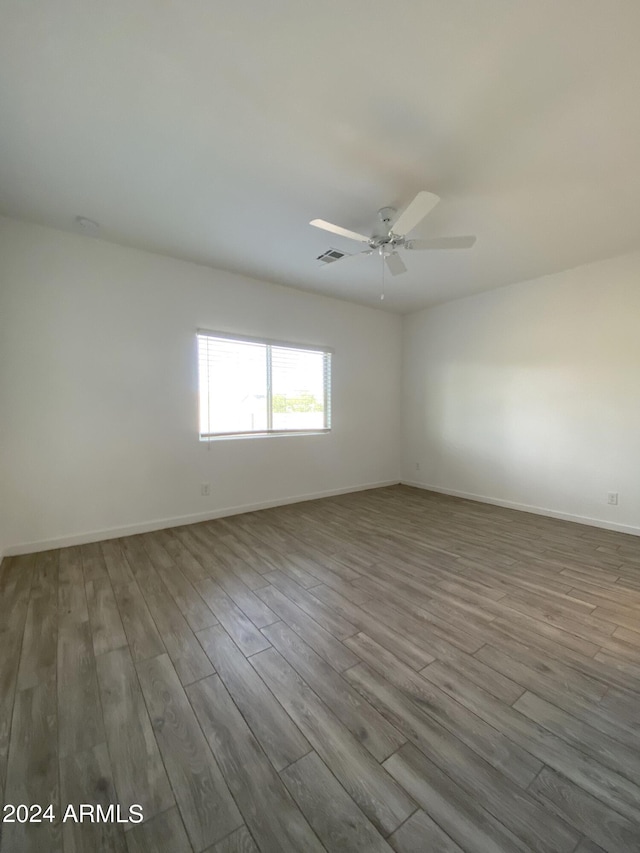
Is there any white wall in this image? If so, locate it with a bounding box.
[402,251,640,535]
[0,217,402,555]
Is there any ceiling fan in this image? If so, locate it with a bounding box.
[310,191,476,276]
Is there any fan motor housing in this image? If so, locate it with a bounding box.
[370,234,404,252]
[369,206,404,251]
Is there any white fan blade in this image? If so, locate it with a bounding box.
[385,252,407,276]
[392,191,440,236]
[310,219,370,243]
[405,235,476,250]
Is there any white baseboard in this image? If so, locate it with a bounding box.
[3,479,400,557]
[402,480,640,538]
[6,477,636,560]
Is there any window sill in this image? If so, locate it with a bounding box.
[199,429,331,442]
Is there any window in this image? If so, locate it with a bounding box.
[197,330,332,439]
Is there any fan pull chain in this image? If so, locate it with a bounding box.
[380,254,385,301]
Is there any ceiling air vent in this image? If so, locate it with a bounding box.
[317,248,347,264]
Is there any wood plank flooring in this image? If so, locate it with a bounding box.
[1,485,640,852]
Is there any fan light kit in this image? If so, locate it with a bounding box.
[310,190,476,297]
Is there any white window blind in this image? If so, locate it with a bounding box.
[197,331,332,438]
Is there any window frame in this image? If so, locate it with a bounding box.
[197,329,333,441]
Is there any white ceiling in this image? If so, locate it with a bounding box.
[1,1,640,313]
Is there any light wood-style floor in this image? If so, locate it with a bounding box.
[1,486,640,853]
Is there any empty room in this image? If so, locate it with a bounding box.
[1,2,640,852]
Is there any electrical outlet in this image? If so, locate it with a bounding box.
[201,483,211,497]
[607,492,619,506]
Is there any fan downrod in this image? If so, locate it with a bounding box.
[371,207,402,252]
